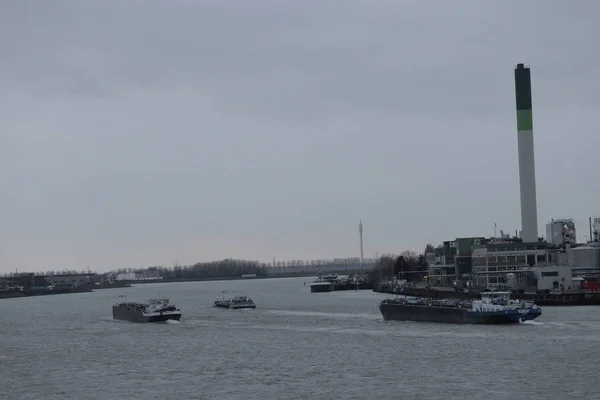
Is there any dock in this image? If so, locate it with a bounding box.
[310,274,374,293]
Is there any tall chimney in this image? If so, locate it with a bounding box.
[514,63,539,243]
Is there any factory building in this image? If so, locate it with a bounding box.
[592,218,600,243]
[506,264,575,292]
[471,237,548,288]
[545,218,576,246]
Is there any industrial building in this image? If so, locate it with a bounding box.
[428,237,483,286]
[471,237,548,287]
[545,218,576,246]
[593,218,600,243]
[428,64,600,292]
[427,236,600,290]
[506,263,575,292]
[43,273,96,288]
[427,234,550,288]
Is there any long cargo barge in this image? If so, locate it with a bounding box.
[380,291,542,324]
[373,284,600,306]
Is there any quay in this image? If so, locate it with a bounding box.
[0,273,132,300]
[310,274,374,293]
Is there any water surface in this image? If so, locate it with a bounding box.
[0,277,596,399]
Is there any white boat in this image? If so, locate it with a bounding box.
[214,292,256,309]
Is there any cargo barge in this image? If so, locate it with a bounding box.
[373,283,600,306]
[380,291,542,324]
[113,298,182,323]
[214,292,256,309]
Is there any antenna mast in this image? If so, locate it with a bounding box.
[359,220,364,275]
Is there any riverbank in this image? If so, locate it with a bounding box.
[125,271,330,285]
[0,287,94,300]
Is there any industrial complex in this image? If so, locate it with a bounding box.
[426,63,600,294]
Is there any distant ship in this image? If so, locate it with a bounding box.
[379,291,542,324]
[214,292,256,309]
[310,279,334,293]
[310,274,337,292]
[112,298,182,323]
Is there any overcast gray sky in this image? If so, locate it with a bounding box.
[1,0,599,273]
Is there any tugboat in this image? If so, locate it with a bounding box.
[379,291,542,324]
[112,297,182,323]
[214,292,256,309]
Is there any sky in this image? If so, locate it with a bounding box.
[1,0,599,273]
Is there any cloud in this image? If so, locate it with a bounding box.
[1,0,599,272]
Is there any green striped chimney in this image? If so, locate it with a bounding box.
[514,63,538,242]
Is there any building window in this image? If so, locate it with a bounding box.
[473,257,487,266]
[516,256,526,263]
[541,271,559,277]
[506,256,516,263]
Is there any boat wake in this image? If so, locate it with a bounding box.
[264,309,381,320]
[522,320,543,325]
[165,319,180,324]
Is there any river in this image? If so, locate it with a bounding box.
[0,276,596,399]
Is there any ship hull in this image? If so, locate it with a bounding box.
[310,283,334,293]
[380,303,538,324]
[112,306,182,323]
[214,301,256,309]
[229,302,256,309]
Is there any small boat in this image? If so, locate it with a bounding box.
[112,297,182,323]
[214,292,256,309]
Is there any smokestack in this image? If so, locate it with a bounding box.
[590,217,593,243]
[514,63,539,243]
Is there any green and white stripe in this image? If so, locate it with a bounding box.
[515,64,533,131]
[514,63,539,243]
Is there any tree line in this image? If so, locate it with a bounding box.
[369,244,437,283]
[2,243,439,282]
[118,259,270,280]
